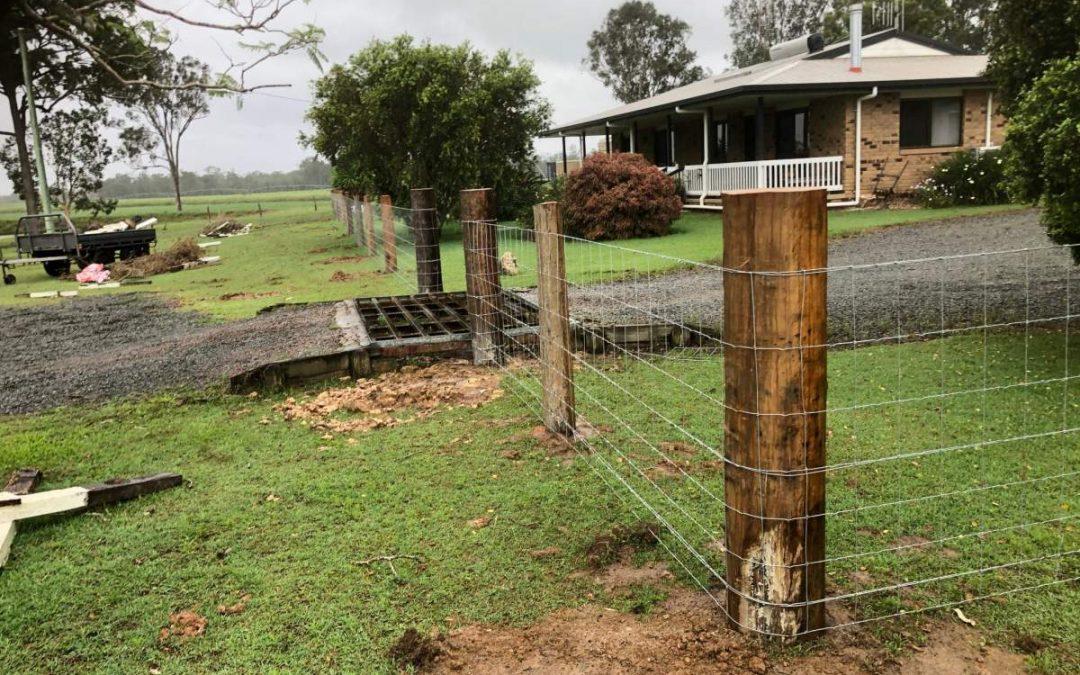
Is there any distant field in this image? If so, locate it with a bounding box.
[0,191,1024,319]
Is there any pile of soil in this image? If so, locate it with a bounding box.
[110,238,203,279]
[275,360,504,434]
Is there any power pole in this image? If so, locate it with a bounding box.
[18,28,54,231]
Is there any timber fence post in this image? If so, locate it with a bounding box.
[533,201,575,436]
[362,195,376,255]
[380,194,396,273]
[460,188,505,365]
[722,188,828,639]
[410,188,443,293]
[344,194,355,236]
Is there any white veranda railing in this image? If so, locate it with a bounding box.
[677,155,845,197]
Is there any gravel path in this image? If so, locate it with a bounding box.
[0,296,341,414]
[559,209,1077,344]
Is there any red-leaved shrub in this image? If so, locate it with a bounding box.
[563,153,682,240]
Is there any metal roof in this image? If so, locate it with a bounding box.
[543,31,991,137]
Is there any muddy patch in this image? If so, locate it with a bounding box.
[390,627,442,669]
[432,591,1027,674]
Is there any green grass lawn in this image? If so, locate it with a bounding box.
[0,329,1075,673]
[0,192,1023,319]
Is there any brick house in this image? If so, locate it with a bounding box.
[543,23,1005,209]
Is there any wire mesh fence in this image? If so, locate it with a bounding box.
[331,193,444,297]
[463,195,1078,639]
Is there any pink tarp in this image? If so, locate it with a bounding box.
[75,263,110,284]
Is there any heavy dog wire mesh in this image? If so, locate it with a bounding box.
[464,218,1079,638]
[351,198,442,296]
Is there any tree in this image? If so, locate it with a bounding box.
[2,1,322,215]
[585,1,708,103]
[1,108,117,217]
[821,1,994,53]
[304,36,551,217]
[120,52,213,211]
[726,0,829,68]
[986,0,1080,259]
[986,0,1080,114]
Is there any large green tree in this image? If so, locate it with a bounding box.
[304,36,551,217]
[1,108,117,217]
[2,1,322,214]
[726,0,829,68]
[586,1,707,103]
[821,1,993,52]
[987,0,1080,259]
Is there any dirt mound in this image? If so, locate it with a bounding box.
[432,589,1026,674]
[110,238,202,279]
[275,360,503,434]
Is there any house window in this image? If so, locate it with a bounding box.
[776,108,809,159]
[900,97,962,148]
[714,121,730,163]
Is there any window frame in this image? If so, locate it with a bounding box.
[775,107,810,159]
[899,97,964,150]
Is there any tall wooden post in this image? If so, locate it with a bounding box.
[460,188,505,365]
[534,201,576,436]
[380,194,396,273]
[410,188,443,293]
[722,188,828,639]
[362,195,376,255]
[344,194,355,235]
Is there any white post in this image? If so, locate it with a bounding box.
[985,91,994,148]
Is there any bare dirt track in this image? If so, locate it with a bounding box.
[0,295,340,414]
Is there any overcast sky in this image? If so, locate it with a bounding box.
[1,0,735,196]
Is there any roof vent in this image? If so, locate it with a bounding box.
[768,33,825,61]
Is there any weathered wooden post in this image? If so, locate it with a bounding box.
[722,188,828,638]
[362,195,376,255]
[410,188,443,293]
[380,194,396,273]
[460,188,505,365]
[344,194,355,235]
[533,201,576,436]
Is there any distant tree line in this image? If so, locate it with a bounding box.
[97,157,331,199]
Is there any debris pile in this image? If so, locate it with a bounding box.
[201,219,252,238]
[83,217,157,235]
[275,360,503,434]
[110,238,203,279]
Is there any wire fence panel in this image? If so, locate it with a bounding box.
[463,209,1078,639]
[345,197,443,297]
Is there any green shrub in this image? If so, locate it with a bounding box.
[515,175,565,228]
[913,149,1009,208]
[563,153,682,240]
[1003,57,1080,261]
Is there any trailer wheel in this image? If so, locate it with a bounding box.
[43,259,71,278]
[3,273,14,285]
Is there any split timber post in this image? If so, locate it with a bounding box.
[380,194,396,273]
[460,188,505,365]
[533,201,576,436]
[410,188,443,293]
[722,188,828,639]
[344,194,355,235]
[362,195,376,255]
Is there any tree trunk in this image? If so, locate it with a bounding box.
[169,158,182,212]
[5,89,38,215]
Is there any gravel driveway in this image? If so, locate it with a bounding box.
[559,209,1077,345]
[0,296,341,414]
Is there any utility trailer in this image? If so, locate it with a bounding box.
[1,213,156,284]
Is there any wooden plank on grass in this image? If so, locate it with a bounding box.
[4,468,42,495]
